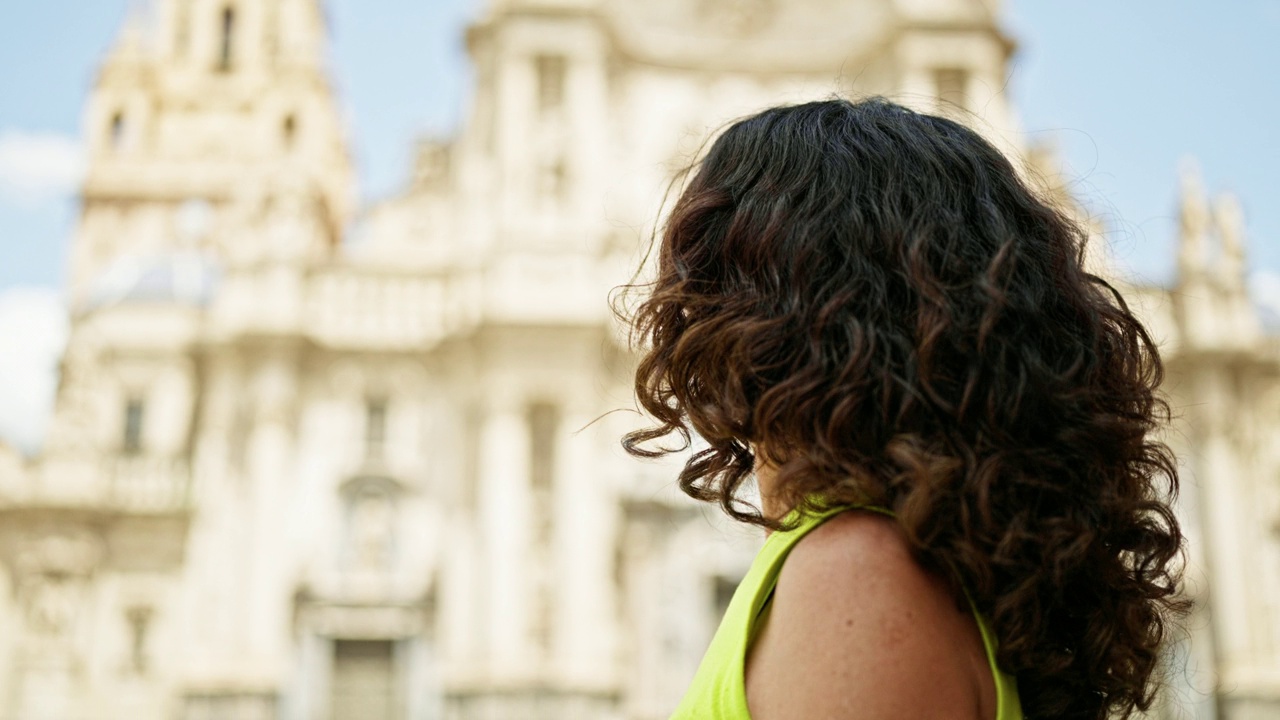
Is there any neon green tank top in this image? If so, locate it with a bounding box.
[669,504,1023,720]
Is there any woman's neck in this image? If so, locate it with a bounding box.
[754,455,789,527]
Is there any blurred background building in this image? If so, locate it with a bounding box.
[0,0,1273,719]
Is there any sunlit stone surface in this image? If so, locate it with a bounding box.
[0,1,1272,718]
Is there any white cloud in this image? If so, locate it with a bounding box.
[0,287,68,455]
[1250,270,1280,332]
[0,131,84,207]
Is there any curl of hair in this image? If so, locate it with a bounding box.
[622,98,1188,720]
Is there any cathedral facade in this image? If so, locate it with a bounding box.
[0,1,1273,719]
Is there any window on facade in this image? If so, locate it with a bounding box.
[123,398,145,455]
[282,115,297,149]
[364,398,388,462]
[125,606,152,674]
[535,54,567,114]
[527,401,559,493]
[331,640,400,720]
[218,6,236,71]
[933,67,970,113]
[109,112,126,149]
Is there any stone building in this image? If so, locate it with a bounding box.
[0,0,1272,718]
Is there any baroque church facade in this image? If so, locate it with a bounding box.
[0,0,1274,718]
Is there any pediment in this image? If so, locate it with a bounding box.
[601,0,897,72]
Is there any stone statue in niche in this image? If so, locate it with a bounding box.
[533,102,569,208]
[23,573,79,637]
[125,606,152,674]
[349,484,396,575]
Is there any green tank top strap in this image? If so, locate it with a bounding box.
[669,503,1023,720]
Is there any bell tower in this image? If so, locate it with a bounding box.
[153,0,328,73]
[71,0,354,307]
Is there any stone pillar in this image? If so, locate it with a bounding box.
[564,37,609,231]
[436,403,483,678]
[619,512,666,719]
[476,400,533,676]
[404,636,444,720]
[282,631,330,720]
[1156,406,1222,720]
[897,66,937,114]
[1195,369,1255,680]
[244,348,300,678]
[555,407,617,685]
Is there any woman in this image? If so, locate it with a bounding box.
[623,98,1187,720]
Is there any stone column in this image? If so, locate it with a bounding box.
[282,631,329,720]
[403,636,444,720]
[476,400,533,677]
[555,407,618,685]
[1195,369,1256,682]
[244,348,300,679]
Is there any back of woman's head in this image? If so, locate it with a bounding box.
[624,97,1187,720]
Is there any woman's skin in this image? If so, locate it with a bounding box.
[747,458,997,720]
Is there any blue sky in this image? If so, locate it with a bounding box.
[0,1,1277,450]
[1002,1,1280,287]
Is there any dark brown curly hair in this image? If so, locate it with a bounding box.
[622,98,1188,720]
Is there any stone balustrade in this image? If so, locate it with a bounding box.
[0,455,190,518]
[307,269,471,350]
[110,455,192,512]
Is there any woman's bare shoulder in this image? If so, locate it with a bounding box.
[745,509,994,720]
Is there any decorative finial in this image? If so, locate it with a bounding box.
[108,0,151,62]
[1213,192,1246,287]
[1177,156,1209,279]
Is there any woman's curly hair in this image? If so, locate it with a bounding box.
[622,98,1188,720]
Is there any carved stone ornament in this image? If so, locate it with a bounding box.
[13,531,104,638]
[697,0,775,35]
[603,0,891,74]
[297,601,429,640]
